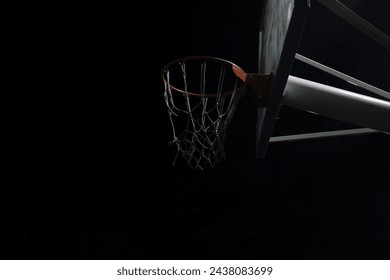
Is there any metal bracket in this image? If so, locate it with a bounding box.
[244,73,274,107]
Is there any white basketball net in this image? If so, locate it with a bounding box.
[162,57,245,170]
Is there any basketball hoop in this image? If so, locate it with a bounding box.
[161,56,247,170]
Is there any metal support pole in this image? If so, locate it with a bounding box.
[283,76,390,133]
[270,128,381,143]
[318,0,390,50]
[295,54,390,101]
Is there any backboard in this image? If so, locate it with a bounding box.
[256,0,311,158]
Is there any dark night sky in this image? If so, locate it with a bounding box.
[2,0,389,260]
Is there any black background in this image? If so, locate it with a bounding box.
[2,0,389,260]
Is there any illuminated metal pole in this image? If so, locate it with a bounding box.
[282,75,390,133]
